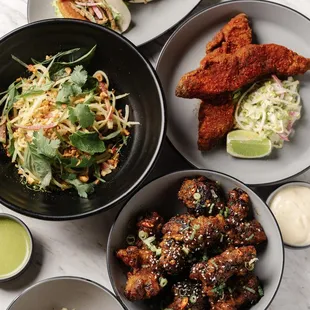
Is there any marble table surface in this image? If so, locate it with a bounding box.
[1,0,310,309]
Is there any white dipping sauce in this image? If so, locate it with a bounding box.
[269,185,310,247]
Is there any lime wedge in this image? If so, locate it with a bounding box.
[227,130,272,158]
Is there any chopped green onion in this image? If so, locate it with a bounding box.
[209,203,215,214]
[245,234,255,241]
[138,230,148,240]
[159,277,168,288]
[243,286,256,294]
[224,207,230,218]
[220,233,224,243]
[182,246,189,255]
[258,286,264,297]
[126,235,135,245]
[190,295,197,304]
[155,248,162,257]
[193,224,200,230]
[193,192,201,200]
[210,259,218,269]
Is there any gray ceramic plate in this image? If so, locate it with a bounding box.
[8,276,125,310]
[156,0,310,186]
[107,170,284,310]
[27,0,201,46]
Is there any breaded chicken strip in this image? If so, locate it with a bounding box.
[198,13,252,150]
[206,13,252,55]
[198,94,235,150]
[176,44,310,99]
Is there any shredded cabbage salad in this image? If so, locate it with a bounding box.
[234,76,301,148]
[0,46,139,198]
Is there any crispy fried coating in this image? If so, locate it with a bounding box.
[124,268,161,301]
[198,13,252,151]
[198,95,235,150]
[137,211,165,237]
[226,188,250,225]
[206,13,252,55]
[116,246,157,270]
[57,0,87,20]
[160,213,226,274]
[210,274,261,310]
[167,281,207,310]
[176,44,310,99]
[227,220,267,246]
[178,176,226,216]
[190,246,257,297]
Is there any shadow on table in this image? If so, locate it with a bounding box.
[0,234,44,292]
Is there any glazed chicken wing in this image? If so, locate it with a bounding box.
[124,268,162,301]
[210,274,261,310]
[190,246,257,297]
[137,211,165,237]
[116,246,157,270]
[160,213,226,274]
[167,281,207,310]
[178,176,226,216]
[227,220,267,246]
[226,188,251,225]
[176,44,310,99]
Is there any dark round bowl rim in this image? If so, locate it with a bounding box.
[156,0,310,187]
[0,19,166,221]
[0,213,33,283]
[6,275,127,310]
[107,168,285,310]
[266,180,310,250]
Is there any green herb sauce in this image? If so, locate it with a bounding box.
[0,217,31,278]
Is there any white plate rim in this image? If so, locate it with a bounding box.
[156,0,310,187]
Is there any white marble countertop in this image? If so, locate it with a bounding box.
[1,0,310,309]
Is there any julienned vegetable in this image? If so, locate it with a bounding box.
[234,76,301,148]
[0,46,139,198]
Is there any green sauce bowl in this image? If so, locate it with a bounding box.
[0,213,33,282]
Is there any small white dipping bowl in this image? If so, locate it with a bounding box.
[266,181,310,249]
[8,276,125,310]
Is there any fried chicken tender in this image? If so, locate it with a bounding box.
[160,214,226,274]
[211,274,261,310]
[190,246,257,297]
[227,220,267,246]
[226,188,250,225]
[178,176,226,216]
[124,268,161,301]
[167,281,207,310]
[137,211,165,237]
[198,13,252,151]
[198,95,235,150]
[206,13,252,55]
[176,44,310,99]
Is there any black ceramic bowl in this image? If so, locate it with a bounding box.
[107,170,284,310]
[0,19,165,220]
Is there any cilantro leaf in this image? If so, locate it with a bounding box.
[66,177,94,198]
[71,65,88,87]
[24,145,52,188]
[63,156,95,169]
[69,131,105,155]
[56,82,74,104]
[56,82,82,104]
[69,104,95,128]
[32,130,60,158]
